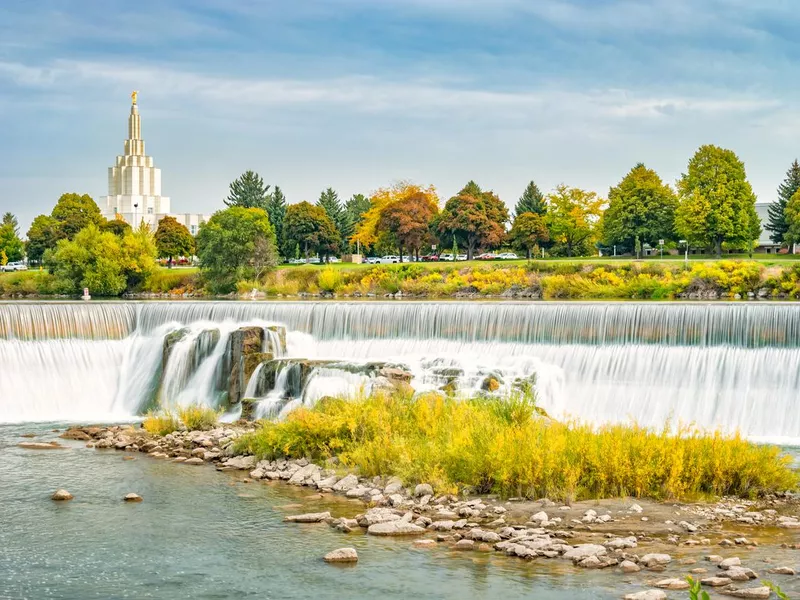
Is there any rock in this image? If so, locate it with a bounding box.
[620,560,641,573]
[284,512,331,523]
[718,587,771,599]
[454,539,474,550]
[123,493,143,503]
[288,463,320,485]
[413,539,437,548]
[428,520,455,531]
[184,457,204,465]
[367,521,426,536]
[767,566,795,575]
[628,503,644,513]
[563,544,607,561]
[469,529,501,544]
[414,483,433,497]
[51,489,73,501]
[654,578,690,590]
[332,474,359,492]
[358,508,401,527]
[623,592,666,600]
[726,567,757,581]
[605,536,637,550]
[719,557,741,569]
[323,547,358,563]
[531,511,549,523]
[221,455,256,470]
[701,577,732,587]
[60,429,91,441]
[578,555,604,569]
[19,441,64,450]
[640,553,672,568]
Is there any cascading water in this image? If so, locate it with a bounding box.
[1,301,798,443]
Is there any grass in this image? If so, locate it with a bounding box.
[232,389,798,501]
[142,405,220,436]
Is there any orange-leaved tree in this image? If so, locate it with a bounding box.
[377,191,439,261]
[437,181,508,260]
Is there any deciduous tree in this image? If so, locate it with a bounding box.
[515,181,547,217]
[675,145,759,257]
[377,191,439,261]
[545,185,604,257]
[509,212,550,259]
[196,207,278,293]
[154,216,195,267]
[51,193,105,240]
[223,171,270,209]
[437,181,508,260]
[601,163,677,257]
[767,160,800,245]
[100,215,132,237]
[26,215,58,264]
[282,201,339,261]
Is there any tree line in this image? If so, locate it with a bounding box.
[4,143,800,295]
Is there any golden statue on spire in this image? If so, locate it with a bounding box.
[131,90,138,105]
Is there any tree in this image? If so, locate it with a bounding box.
[282,201,339,261]
[100,216,132,237]
[26,215,59,264]
[45,223,156,296]
[352,182,439,252]
[437,181,508,260]
[767,160,800,245]
[266,186,287,247]
[509,212,550,259]
[0,214,24,263]
[154,216,195,267]
[51,193,105,240]
[675,145,759,257]
[784,188,800,248]
[344,193,370,252]
[317,187,352,251]
[515,181,547,217]
[601,163,678,257]
[545,185,604,257]
[196,207,278,293]
[377,191,439,261]
[223,171,270,209]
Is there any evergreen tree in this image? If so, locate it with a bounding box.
[344,193,370,252]
[316,188,352,251]
[2,212,19,236]
[767,160,800,244]
[514,181,547,217]
[266,186,287,246]
[224,171,270,209]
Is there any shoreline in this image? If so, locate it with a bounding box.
[45,423,800,599]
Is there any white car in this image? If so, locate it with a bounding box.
[327,257,341,263]
[456,254,468,261]
[1,261,27,272]
[365,257,381,264]
[498,252,519,260]
[439,253,454,261]
[379,255,400,264]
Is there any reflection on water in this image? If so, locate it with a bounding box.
[0,423,625,599]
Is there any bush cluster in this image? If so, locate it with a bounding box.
[233,389,797,501]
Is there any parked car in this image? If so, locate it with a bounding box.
[365,256,381,264]
[498,252,519,260]
[421,254,439,262]
[439,253,454,261]
[327,257,341,263]
[1,261,27,272]
[456,254,468,261]
[379,255,400,264]
[476,253,497,260]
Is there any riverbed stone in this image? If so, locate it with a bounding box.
[719,557,741,569]
[414,483,433,497]
[620,560,640,573]
[605,536,637,550]
[454,539,474,550]
[367,521,426,536]
[284,512,331,523]
[413,539,437,549]
[623,592,666,600]
[123,493,143,503]
[654,578,689,590]
[332,474,359,492]
[767,566,795,575]
[358,508,401,527]
[701,576,732,587]
[718,587,771,599]
[640,553,672,568]
[220,455,256,470]
[563,544,607,561]
[51,489,73,501]
[323,547,358,563]
[19,441,63,450]
[726,566,757,581]
[184,457,204,465]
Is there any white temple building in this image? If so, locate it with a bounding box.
[100,92,209,234]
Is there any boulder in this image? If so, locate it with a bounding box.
[563,544,607,561]
[654,578,690,590]
[623,592,666,600]
[323,548,358,563]
[123,493,143,503]
[413,539,437,548]
[367,521,426,536]
[60,429,92,441]
[701,577,732,587]
[414,483,433,497]
[357,508,401,527]
[719,557,741,569]
[718,587,771,600]
[332,474,359,492]
[605,536,637,550]
[726,567,757,581]
[184,457,204,465]
[19,441,64,450]
[767,566,795,575]
[640,553,672,568]
[221,455,256,470]
[51,489,73,501]
[284,512,331,523]
[620,560,641,573]
[454,539,474,550]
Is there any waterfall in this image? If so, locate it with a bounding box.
[1,301,799,443]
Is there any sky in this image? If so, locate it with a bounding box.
[1,0,799,232]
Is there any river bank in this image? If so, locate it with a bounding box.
[35,423,800,599]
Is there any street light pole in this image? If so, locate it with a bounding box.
[679,240,688,265]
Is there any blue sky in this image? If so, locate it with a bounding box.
[1,0,798,231]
